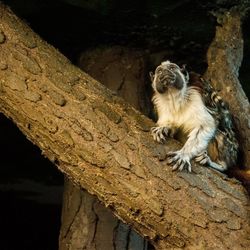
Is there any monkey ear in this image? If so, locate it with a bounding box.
[181,64,187,72]
[149,71,154,82]
[181,64,189,82]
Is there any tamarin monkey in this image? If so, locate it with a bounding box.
[150,60,239,173]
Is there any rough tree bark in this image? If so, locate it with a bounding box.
[60,47,150,250]
[0,4,249,250]
[60,179,148,250]
[205,7,250,170]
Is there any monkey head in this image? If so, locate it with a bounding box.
[150,61,189,94]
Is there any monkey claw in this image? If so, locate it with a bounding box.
[151,126,169,143]
[167,151,192,172]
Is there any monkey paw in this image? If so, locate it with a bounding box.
[194,151,209,165]
[151,126,169,143]
[167,151,192,172]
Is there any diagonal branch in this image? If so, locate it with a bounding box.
[0,4,249,249]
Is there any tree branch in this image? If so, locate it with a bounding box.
[0,4,249,249]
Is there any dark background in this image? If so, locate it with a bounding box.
[0,0,249,249]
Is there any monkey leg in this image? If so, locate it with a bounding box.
[195,151,228,172]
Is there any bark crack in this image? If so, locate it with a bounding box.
[63,188,83,240]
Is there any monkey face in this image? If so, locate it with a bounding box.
[150,61,189,94]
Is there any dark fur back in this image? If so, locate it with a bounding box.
[189,72,239,168]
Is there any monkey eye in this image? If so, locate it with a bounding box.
[156,68,163,74]
[168,64,178,70]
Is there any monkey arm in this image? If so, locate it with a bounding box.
[181,126,215,157]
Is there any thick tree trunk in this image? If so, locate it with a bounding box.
[205,7,250,170]
[60,178,148,250]
[60,47,150,250]
[0,4,249,249]
[78,46,152,117]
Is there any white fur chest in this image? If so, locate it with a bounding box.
[153,88,216,133]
